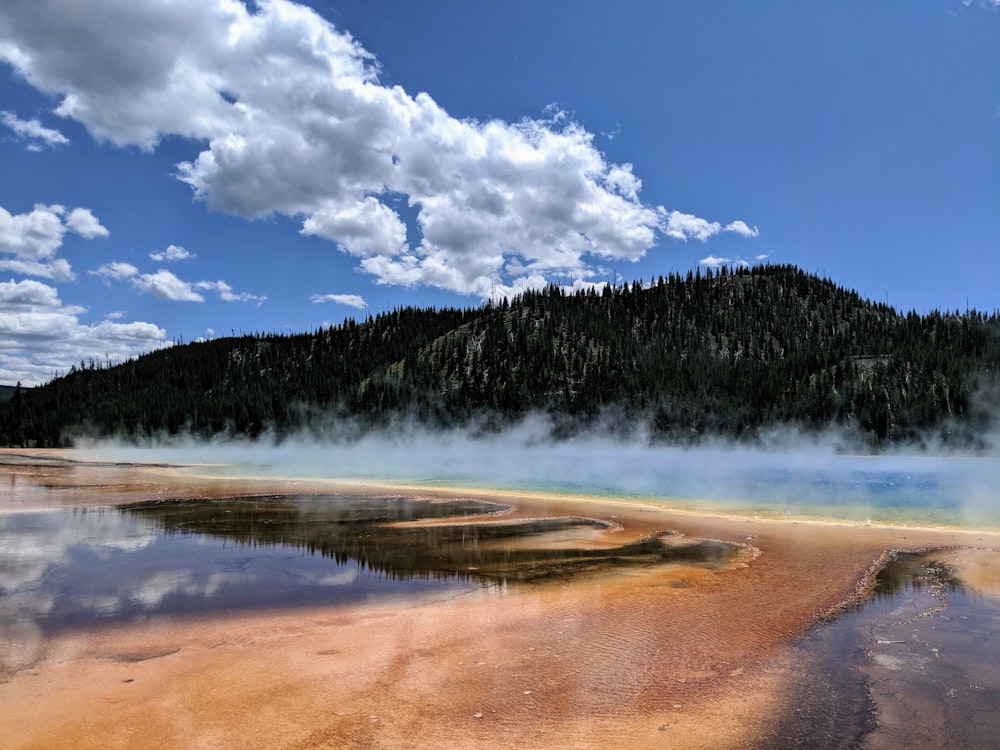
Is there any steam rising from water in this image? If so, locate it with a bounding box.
[75,418,1000,528]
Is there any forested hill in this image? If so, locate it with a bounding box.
[3,265,999,450]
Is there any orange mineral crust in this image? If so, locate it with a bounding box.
[2,450,998,749]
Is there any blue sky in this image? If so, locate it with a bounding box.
[1,0,998,386]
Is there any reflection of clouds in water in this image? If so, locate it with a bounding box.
[313,568,359,587]
[0,619,44,671]
[75,593,123,617]
[131,570,206,609]
[0,501,419,637]
[0,511,156,595]
[126,562,361,610]
[1,589,56,621]
[0,510,157,627]
[1,516,77,592]
[95,536,155,554]
[131,569,277,608]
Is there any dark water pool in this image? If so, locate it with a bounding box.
[0,494,737,634]
[761,551,1000,749]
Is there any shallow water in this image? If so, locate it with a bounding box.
[3,450,1000,749]
[83,443,1000,528]
[0,494,739,637]
[765,551,1000,749]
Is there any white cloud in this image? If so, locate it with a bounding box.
[0,204,72,259]
[93,262,264,304]
[195,279,266,304]
[0,0,245,149]
[0,0,744,298]
[0,277,69,310]
[301,197,408,258]
[132,269,204,302]
[662,211,721,242]
[310,293,367,310]
[0,110,68,148]
[149,244,194,262]
[92,261,139,281]
[0,278,168,385]
[603,163,642,201]
[0,256,75,282]
[700,255,753,269]
[0,203,108,281]
[699,255,730,269]
[723,220,759,238]
[64,207,109,239]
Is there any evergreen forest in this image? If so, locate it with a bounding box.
[3,265,998,451]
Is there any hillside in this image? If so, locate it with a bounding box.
[2,265,998,450]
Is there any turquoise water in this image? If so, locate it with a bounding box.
[81,442,1000,529]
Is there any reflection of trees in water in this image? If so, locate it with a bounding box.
[873,551,963,599]
[123,495,740,583]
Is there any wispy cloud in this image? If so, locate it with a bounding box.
[310,293,367,310]
[699,254,771,269]
[195,280,266,305]
[0,110,68,149]
[92,262,265,304]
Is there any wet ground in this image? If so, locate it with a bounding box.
[761,550,1000,749]
[4,449,1000,749]
[1,494,743,636]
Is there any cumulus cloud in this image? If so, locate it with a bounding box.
[132,270,204,302]
[723,220,759,238]
[662,211,721,242]
[0,278,168,385]
[0,256,75,282]
[92,261,139,281]
[301,197,408,258]
[700,255,761,270]
[310,293,367,310]
[699,255,731,269]
[93,264,202,301]
[195,279,266,304]
[0,203,108,281]
[0,0,753,299]
[148,244,193,262]
[0,110,68,148]
[1,204,74,258]
[64,208,109,239]
[92,262,264,304]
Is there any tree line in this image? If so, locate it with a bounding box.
[2,265,998,451]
